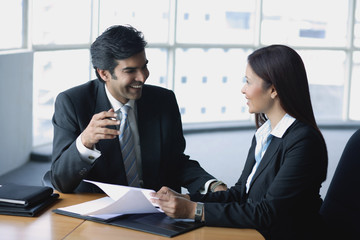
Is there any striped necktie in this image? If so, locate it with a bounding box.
[119,105,140,187]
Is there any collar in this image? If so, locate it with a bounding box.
[105,85,135,112]
[256,113,296,140]
[255,119,272,142]
[271,113,296,138]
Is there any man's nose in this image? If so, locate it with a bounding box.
[136,70,148,82]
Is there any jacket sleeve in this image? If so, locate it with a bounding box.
[51,92,93,193]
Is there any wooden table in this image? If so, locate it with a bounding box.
[0,193,101,240]
[0,193,264,240]
[67,222,263,240]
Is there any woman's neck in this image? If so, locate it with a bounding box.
[266,106,287,130]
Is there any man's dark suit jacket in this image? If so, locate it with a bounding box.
[190,120,328,240]
[51,80,215,193]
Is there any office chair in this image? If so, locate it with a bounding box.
[320,129,360,240]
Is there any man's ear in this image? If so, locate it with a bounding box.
[97,69,110,82]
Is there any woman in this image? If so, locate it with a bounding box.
[151,45,328,240]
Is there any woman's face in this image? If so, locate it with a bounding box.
[241,64,275,114]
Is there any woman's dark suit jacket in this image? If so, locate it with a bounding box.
[51,80,215,193]
[190,120,328,240]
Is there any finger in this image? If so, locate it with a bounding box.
[97,126,120,137]
[94,110,118,121]
[150,198,159,205]
[152,199,172,213]
[150,187,169,199]
[89,116,120,130]
[102,118,121,127]
[159,186,170,192]
[93,132,119,140]
[157,192,173,201]
[158,204,177,217]
[150,198,168,213]
[106,108,117,120]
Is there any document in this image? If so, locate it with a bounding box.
[54,180,205,237]
[57,180,161,220]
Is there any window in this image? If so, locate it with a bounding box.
[33,50,90,146]
[98,0,170,44]
[262,0,350,122]
[262,0,348,47]
[350,52,360,120]
[174,48,250,123]
[299,50,346,120]
[1,0,359,146]
[31,0,92,45]
[176,0,256,44]
[0,0,23,50]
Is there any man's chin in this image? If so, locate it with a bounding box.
[127,92,142,100]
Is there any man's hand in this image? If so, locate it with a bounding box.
[81,109,120,149]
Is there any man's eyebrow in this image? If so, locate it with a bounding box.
[121,60,149,71]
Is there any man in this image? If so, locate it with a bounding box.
[50,25,226,193]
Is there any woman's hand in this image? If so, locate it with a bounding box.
[150,187,196,219]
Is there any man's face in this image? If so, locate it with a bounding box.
[103,50,149,104]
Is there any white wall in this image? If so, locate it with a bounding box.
[0,51,33,175]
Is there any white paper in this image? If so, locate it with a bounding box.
[57,180,161,219]
[58,197,114,215]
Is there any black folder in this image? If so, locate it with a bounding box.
[0,183,59,217]
[0,183,54,207]
[53,208,204,238]
[0,193,59,217]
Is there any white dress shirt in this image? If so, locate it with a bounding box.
[76,85,143,180]
[245,113,296,193]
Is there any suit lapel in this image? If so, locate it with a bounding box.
[94,82,126,180]
[236,136,257,194]
[249,137,282,190]
[243,136,257,177]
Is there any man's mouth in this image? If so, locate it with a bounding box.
[129,84,143,89]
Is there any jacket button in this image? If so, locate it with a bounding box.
[79,168,87,175]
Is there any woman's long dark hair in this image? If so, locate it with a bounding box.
[247,45,320,133]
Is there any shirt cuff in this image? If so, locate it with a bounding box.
[76,134,101,164]
[200,179,217,194]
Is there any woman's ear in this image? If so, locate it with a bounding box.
[97,69,110,82]
[270,86,278,99]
